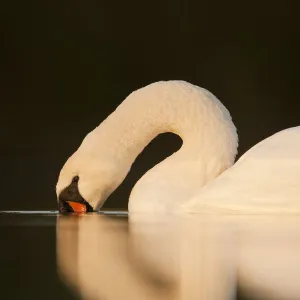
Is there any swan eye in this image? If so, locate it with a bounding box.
[72,176,79,183]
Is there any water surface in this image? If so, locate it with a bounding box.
[1,211,300,299]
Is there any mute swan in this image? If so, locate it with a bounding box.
[56,80,300,214]
[56,80,238,212]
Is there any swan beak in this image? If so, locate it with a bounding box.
[66,201,87,213]
[58,199,92,213]
[58,177,94,213]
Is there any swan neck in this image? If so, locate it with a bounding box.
[82,81,237,183]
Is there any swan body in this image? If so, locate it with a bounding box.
[182,126,300,214]
[56,81,238,212]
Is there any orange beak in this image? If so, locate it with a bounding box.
[66,201,87,213]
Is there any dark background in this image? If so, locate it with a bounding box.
[1,2,299,299]
[1,0,299,211]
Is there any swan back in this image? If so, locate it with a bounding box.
[183,126,300,214]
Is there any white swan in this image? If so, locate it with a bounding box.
[56,80,300,214]
[56,80,237,213]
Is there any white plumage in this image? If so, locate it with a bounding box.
[56,80,300,214]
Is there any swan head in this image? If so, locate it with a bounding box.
[56,149,127,213]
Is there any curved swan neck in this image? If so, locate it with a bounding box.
[80,81,237,183]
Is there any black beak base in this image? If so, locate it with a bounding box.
[58,200,75,213]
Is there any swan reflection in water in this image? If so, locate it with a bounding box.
[56,214,300,300]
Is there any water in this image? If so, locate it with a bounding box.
[1,212,300,300]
